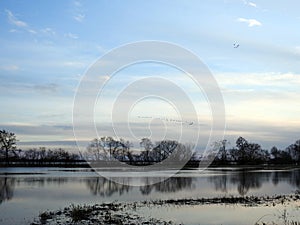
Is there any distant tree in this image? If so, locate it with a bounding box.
[111,138,132,162]
[270,146,292,164]
[0,130,18,165]
[236,136,249,163]
[234,137,266,164]
[152,140,178,161]
[271,146,280,159]
[213,139,229,164]
[140,138,153,161]
[168,142,193,162]
[87,137,133,162]
[286,140,300,162]
[87,138,107,161]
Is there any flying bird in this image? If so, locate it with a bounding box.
[233,43,240,48]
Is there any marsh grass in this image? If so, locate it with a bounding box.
[39,211,54,222]
[69,204,93,222]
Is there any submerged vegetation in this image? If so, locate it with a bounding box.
[32,192,300,225]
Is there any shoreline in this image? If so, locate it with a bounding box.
[31,193,300,225]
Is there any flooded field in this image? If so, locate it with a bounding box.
[0,167,300,224]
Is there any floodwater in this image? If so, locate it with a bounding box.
[0,167,300,225]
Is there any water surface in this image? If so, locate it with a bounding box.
[0,167,299,224]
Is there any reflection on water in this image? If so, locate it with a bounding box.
[0,168,300,225]
[140,177,193,195]
[209,171,268,196]
[0,177,15,204]
[272,170,300,187]
[0,168,300,205]
[86,177,131,197]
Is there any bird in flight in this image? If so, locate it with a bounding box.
[233,43,240,48]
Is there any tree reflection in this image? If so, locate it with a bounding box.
[208,171,271,196]
[85,176,193,197]
[208,175,228,193]
[140,177,193,195]
[0,176,15,204]
[272,169,300,188]
[86,177,131,197]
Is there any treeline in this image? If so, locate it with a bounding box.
[0,147,82,165]
[84,137,193,164]
[1,129,300,166]
[212,137,300,165]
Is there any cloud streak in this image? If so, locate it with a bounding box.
[5,9,28,27]
[72,0,85,22]
[5,9,38,34]
[237,17,262,27]
[243,0,257,8]
[65,32,79,39]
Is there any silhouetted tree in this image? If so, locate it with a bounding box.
[270,146,292,164]
[232,137,266,164]
[152,140,178,161]
[286,140,300,162]
[87,138,108,160]
[140,138,153,162]
[213,139,230,164]
[0,130,18,165]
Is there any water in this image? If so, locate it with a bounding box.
[0,167,300,224]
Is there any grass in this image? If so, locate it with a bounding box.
[69,204,93,222]
[39,211,53,222]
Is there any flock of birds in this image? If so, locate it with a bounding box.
[135,42,239,127]
[137,116,194,126]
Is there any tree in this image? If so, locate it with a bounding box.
[111,138,132,161]
[152,140,178,161]
[87,138,107,161]
[236,136,249,163]
[270,146,292,164]
[286,140,300,162]
[213,139,229,164]
[270,146,280,159]
[140,138,153,161]
[0,130,18,165]
[234,137,265,164]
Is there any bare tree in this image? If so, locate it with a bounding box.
[153,140,178,161]
[140,138,153,161]
[87,138,107,161]
[286,140,300,162]
[0,130,18,165]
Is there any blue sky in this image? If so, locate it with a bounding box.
[0,0,300,150]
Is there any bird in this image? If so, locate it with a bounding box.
[233,43,240,48]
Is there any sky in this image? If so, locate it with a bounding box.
[0,0,300,151]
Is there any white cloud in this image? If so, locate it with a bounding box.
[0,65,19,71]
[248,2,257,7]
[215,72,300,87]
[5,9,38,34]
[5,9,28,27]
[237,17,262,27]
[41,28,56,36]
[243,0,257,8]
[9,29,19,33]
[215,71,300,126]
[62,61,85,68]
[74,14,85,22]
[65,32,78,39]
[72,0,85,22]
